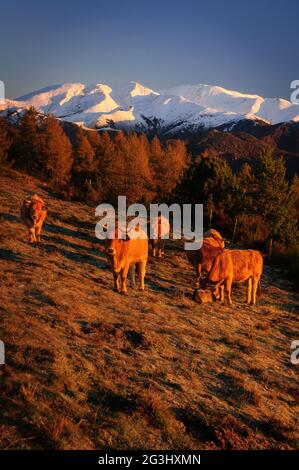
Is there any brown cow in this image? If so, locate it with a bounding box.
[105,227,148,294]
[186,229,225,287]
[150,215,170,258]
[205,249,263,305]
[21,194,48,243]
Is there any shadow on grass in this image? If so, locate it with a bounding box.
[0,248,23,263]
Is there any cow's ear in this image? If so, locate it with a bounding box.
[42,205,48,211]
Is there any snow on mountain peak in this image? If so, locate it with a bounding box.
[2,81,299,132]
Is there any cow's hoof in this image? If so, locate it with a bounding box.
[120,291,128,296]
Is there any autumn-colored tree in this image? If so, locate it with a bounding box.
[149,135,164,198]
[150,138,189,200]
[108,131,129,202]
[40,114,73,188]
[93,132,115,200]
[72,127,96,187]
[126,133,151,204]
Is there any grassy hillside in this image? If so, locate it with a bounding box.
[0,166,298,450]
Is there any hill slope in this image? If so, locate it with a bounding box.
[0,167,298,450]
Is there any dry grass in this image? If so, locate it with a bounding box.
[0,165,298,450]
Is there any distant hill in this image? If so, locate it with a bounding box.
[183,122,299,180]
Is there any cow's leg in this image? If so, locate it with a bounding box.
[195,263,201,288]
[158,239,164,258]
[220,285,225,301]
[225,279,232,305]
[152,241,157,257]
[129,265,136,289]
[252,276,259,305]
[35,224,42,243]
[120,266,129,295]
[113,272,120,292]
[28,227,36,243]
[214,284,224,302]
[138,260,146,291]
[213,284,220,300]
[214,283,224,301]
[247,277,252,304]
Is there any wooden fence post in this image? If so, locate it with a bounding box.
[232,217,238,244]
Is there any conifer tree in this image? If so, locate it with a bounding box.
[0,117,12,163]
[177,150,233,207]
[252,150,297,248]
[14,107,42,172]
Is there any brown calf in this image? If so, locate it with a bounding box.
[21,194,48,243]
[105,228,148,294]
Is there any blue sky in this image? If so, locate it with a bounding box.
[1,0,298,99]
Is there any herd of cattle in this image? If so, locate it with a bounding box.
[21,194,263,305]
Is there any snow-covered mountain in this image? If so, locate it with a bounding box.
[2,81,299,134]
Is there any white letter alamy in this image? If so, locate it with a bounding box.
[0,340,5,365]
[291,340,299,365]
[290,80,299,105]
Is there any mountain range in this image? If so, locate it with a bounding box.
[2,81,299,134]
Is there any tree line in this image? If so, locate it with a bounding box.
[0,108,298,250]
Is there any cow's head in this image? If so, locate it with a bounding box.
[105,226,129,270]
[26,198,47,223]
[201,277,221,298]
[105,238,118,257]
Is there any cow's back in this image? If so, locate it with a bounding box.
[127,238,148,263]
[229,250,263,280]
[114,238,148,270]
[208,249,263,283]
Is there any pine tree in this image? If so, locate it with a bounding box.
[0,117,12,163]
[177,150,233,207]
[291,174,299,217]
[40,114,73,188]
[14,107,42,172]
[231,162,253,216]
[252,150,297,248]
